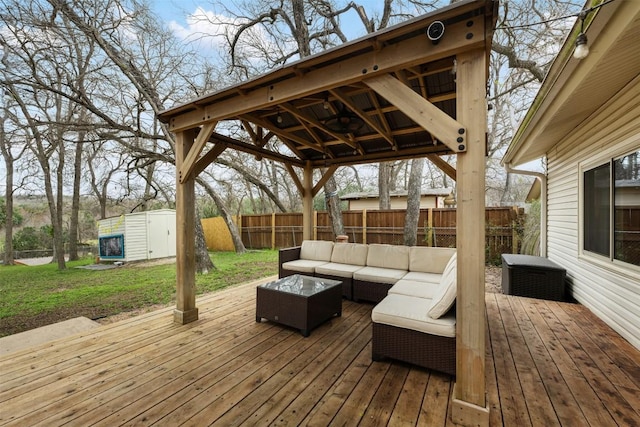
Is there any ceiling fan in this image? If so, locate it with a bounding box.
[322,105,365,134]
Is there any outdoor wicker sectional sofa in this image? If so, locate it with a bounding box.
[278,240,458,375]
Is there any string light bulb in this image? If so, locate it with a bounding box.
[573,10,589,60]
[574,33,589,59]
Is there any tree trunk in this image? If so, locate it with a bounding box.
[198,177,246,253]
[53,138,66,269]
[379,162,391,209]
[194,210,215,274]
[403,158,425,246]
[324,175,344,238]
[0,107,15,265]
[68,132,84,261]
[2,158,14,266]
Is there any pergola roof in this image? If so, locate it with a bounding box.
[159,0,496,180]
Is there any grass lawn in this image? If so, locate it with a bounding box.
[0,250,277,337]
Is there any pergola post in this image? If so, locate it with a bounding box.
[302,161,314,240]
[452,48,489,426]
[174,129,199,324]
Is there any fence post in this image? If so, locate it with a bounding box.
[271,213,276,250]
[427,208,433,247]
[362,209,367,244]
[313,211,318,240]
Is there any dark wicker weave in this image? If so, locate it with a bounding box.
[372,323,456,376]
[352,279,393,303]
[256,275,342,337]
[501,254,566,301]
[278,246,301,278]
[315,273,353,300]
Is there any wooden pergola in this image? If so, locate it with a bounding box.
[158,1,497,425]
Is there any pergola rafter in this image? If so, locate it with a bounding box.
[158,1,497,425]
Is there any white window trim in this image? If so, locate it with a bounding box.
[578,135,640,279]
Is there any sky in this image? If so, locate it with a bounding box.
[149,0,380,51]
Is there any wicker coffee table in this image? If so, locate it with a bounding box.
[256,274,342,337]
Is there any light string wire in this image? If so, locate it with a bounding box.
[495,0,617,31]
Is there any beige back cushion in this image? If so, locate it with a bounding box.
[409,247,456,273]
[330,243,369,266]
[300,240,334,262]
[427,253,457,319]
[366,244,410,270]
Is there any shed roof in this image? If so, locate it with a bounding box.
[341,188,453,200]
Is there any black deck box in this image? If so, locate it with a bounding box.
[501,254,566,301]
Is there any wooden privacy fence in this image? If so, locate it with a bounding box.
[237,207,524,264]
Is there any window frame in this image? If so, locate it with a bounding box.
[579,144,640,276]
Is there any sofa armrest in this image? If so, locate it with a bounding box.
[279,246,301,277]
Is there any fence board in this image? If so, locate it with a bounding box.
[240,207,524,261]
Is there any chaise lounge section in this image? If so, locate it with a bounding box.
[372,252,457,376]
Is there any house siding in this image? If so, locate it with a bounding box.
[546,78,640,349]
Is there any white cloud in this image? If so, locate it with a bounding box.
[167,7,235,53]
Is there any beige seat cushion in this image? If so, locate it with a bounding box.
[315,262,364,278]
[372,294,455,337]
[353,266,407,284]
[401,271,441,284]
[427,253,457,319]
[300,240,334,262]
[366,244,410,270]
[388,279,439,299]
[281,259,329,274]
[330,243,368,266]
[409,247,456,274]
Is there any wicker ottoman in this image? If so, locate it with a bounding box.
[256,275,342,337]
[501,254,566,301]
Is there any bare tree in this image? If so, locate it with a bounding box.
[403,157,425,246]
[44,0,223,269]
[0,75,29,265]
[197,175,245,255]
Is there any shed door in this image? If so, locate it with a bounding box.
[147,214,172,259]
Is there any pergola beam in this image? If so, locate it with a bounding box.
[426,154,457,180]
[365,74,466,153]
[208,132,305,167]
[178,121,216,183]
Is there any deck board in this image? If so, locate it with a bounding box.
[1,279,639,426]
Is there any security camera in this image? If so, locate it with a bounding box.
[426,21,445,43]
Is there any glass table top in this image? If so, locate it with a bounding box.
[260,274,341,296]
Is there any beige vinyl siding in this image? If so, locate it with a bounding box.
[123,213,149,262]
[97,216,125,237]
[546,78,640,349]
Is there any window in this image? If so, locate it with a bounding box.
[99,234,125,259]
[584,150,640,266]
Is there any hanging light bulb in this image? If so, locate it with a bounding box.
[574,33,589,59]
[573,10,589,60]
[276,113,283,124]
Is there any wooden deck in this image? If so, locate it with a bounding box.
[1,277,639,426]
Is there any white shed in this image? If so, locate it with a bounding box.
[97,209,176,262]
